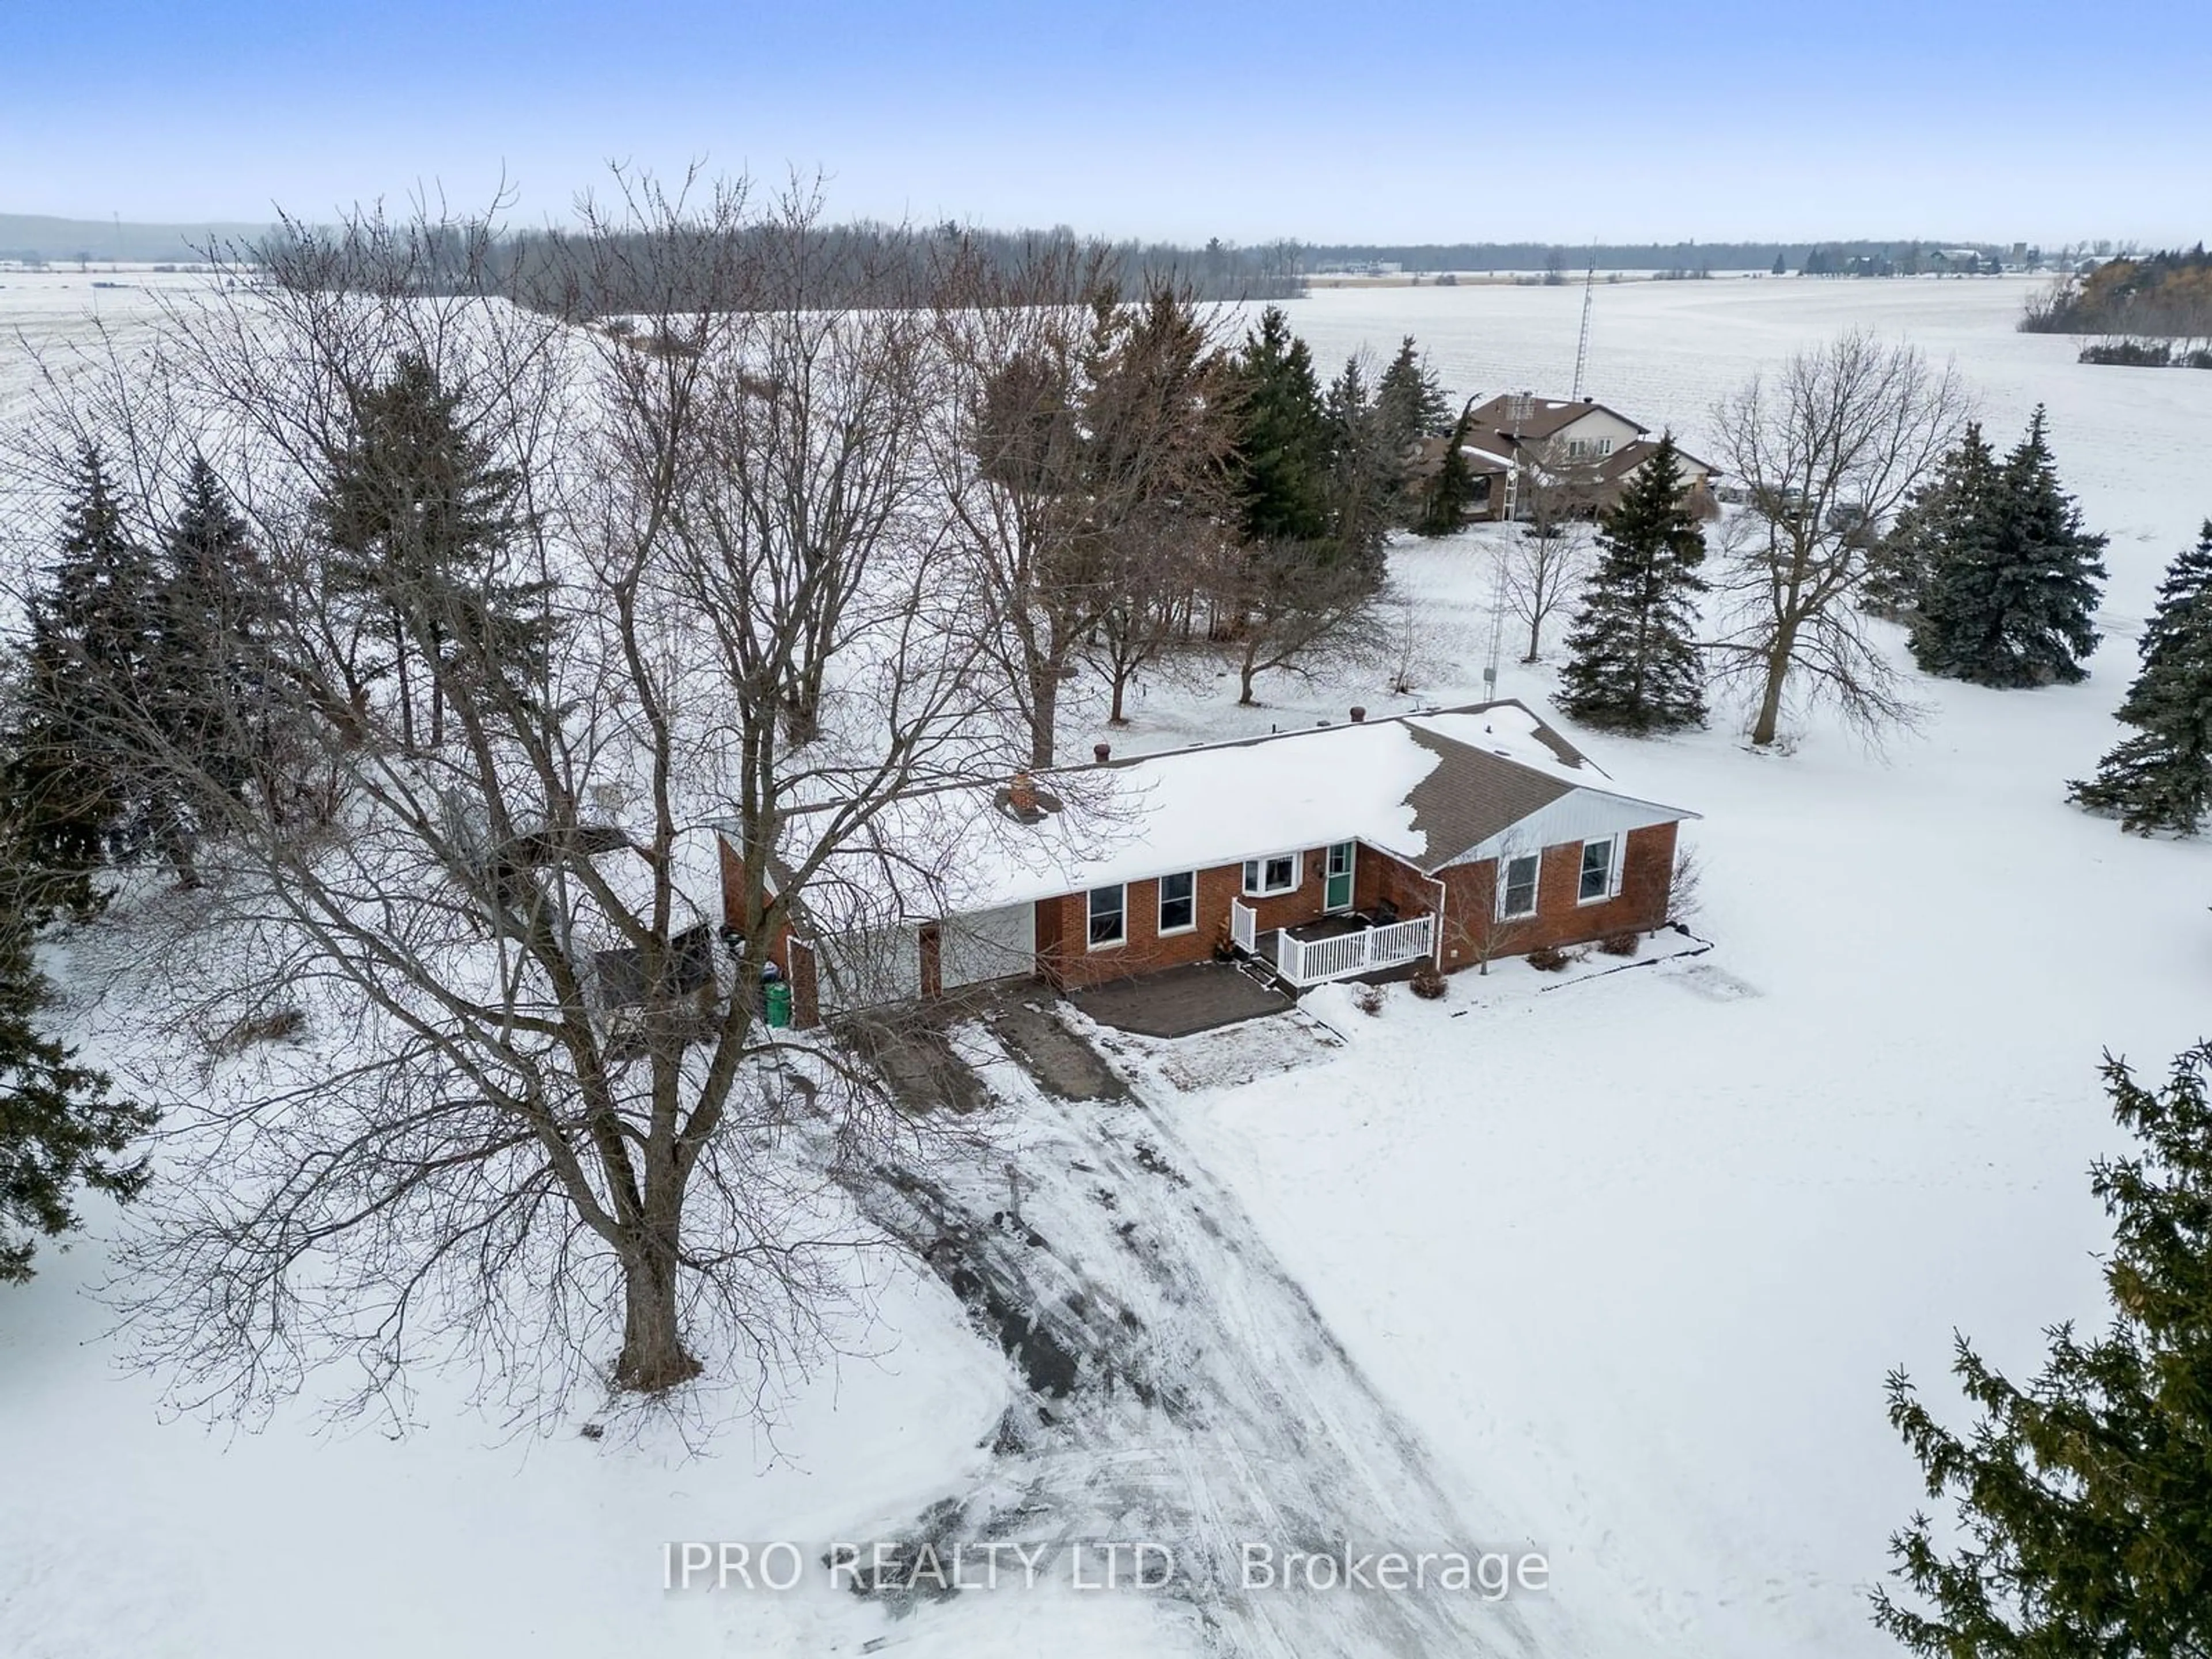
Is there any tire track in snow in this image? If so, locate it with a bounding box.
[842,1010,1566,1658]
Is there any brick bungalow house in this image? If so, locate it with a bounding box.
[1412,393,1719,522]
[733,700,1698,1027]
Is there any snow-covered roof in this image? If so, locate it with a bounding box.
[772,702,1698,933]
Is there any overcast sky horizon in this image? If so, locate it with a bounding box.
[5,0,2207,247]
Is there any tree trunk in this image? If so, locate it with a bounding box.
[1107,661,1131,725]
[392,622,415,752]
[1237,643,1260,706]
[1750,634,1793,746]
[615,1236,701,1393]
[1027,661,1059,769]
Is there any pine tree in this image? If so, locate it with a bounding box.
[0,864,154,1283]
[1323,354,1394,582]
[1864,423,1999,621]
[319,353,552,749]
[1555,436,1710,732]
[156,456,283,808]
[1,444,168,904]
[1874,1043,2212,1655]
[1374,336,1451,453]
[1415,397,1480,538]
[2069,523,2212,832]
[1227,308,1332,547]
[1912,407,2108,687]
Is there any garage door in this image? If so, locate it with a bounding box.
[812,923,924,1015]
[940,903,1036,989]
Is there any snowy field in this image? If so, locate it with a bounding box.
[6,271,2212,1658]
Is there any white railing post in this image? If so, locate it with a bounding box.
[1230,899,1256,956]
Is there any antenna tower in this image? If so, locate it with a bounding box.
[1570,254,1597,399]
[1482,553,1508,698]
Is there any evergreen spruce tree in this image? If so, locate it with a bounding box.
[1227,308,1333,548]
[318,353,552,749]
[1874,1043,2212,1655]
[1374,337,1451,452]
[156,456,283,809]
[0,863,153,1283]
[1,444,167,903]
[1863,423,1999,622]
[1323,354,1395,583]
[2069,522,2212,832]
[1415,397,1480,538]
[1374,335,1453,526]
[1912,407,2108,687]
[1555,436,1710,732]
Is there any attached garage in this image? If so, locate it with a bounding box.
[809,922,924,1016]
[938,902,1037,990]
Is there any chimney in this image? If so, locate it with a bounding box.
[1349,706,1366,723]
[1009,771,1037,813]
[1092,742,1111,763]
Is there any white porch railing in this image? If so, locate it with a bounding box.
[1230,898,1257,956]
[1273,914,1435,988]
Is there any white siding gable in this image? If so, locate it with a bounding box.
[1449,786,1694,868]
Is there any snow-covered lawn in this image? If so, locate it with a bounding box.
[6,271,2212,1657]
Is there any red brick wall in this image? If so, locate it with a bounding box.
[1354,846,1443,927]
[1040,846,1372,988]
[786,939,821,1028]
[718,834,796,971]
[1435,821,1678,971]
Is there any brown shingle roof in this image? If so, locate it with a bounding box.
[1402,724,1579,872]
[1463,393,1649,442]
[1593,438,1721,485]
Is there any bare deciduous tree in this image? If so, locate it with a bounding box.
[18,177,1012,1428]
[1499,438,1599,662]
[1707,330,1967,746]
[933,257,1232,765]
[1077,505,1217,726]
[1218,539,1382,706]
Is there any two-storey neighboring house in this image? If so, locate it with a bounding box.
[1417,393,1721,522]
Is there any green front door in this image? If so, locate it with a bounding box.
[1324,841,1355,912]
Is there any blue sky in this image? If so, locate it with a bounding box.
[5,0,2207,244]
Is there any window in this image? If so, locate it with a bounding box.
[1088,884,1126,948]
[1157,870,1196,935]
[1578,837,1619,903]
[1499,853,1540,919]
[1241,853,1300,896]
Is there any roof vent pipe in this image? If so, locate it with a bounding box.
[1350,706,1366,723]
[1093,743,1111,763]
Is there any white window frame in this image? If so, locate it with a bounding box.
[1498,852,1541,920]
[1241,852,1301,897]
[1086,883,1127,950]
[1577,835,1623,905]
[1157,870,1198,937]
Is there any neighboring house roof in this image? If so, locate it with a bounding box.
[771,701,1698,933]
[1463,393,1649,442]
[1593,438,1722,485]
